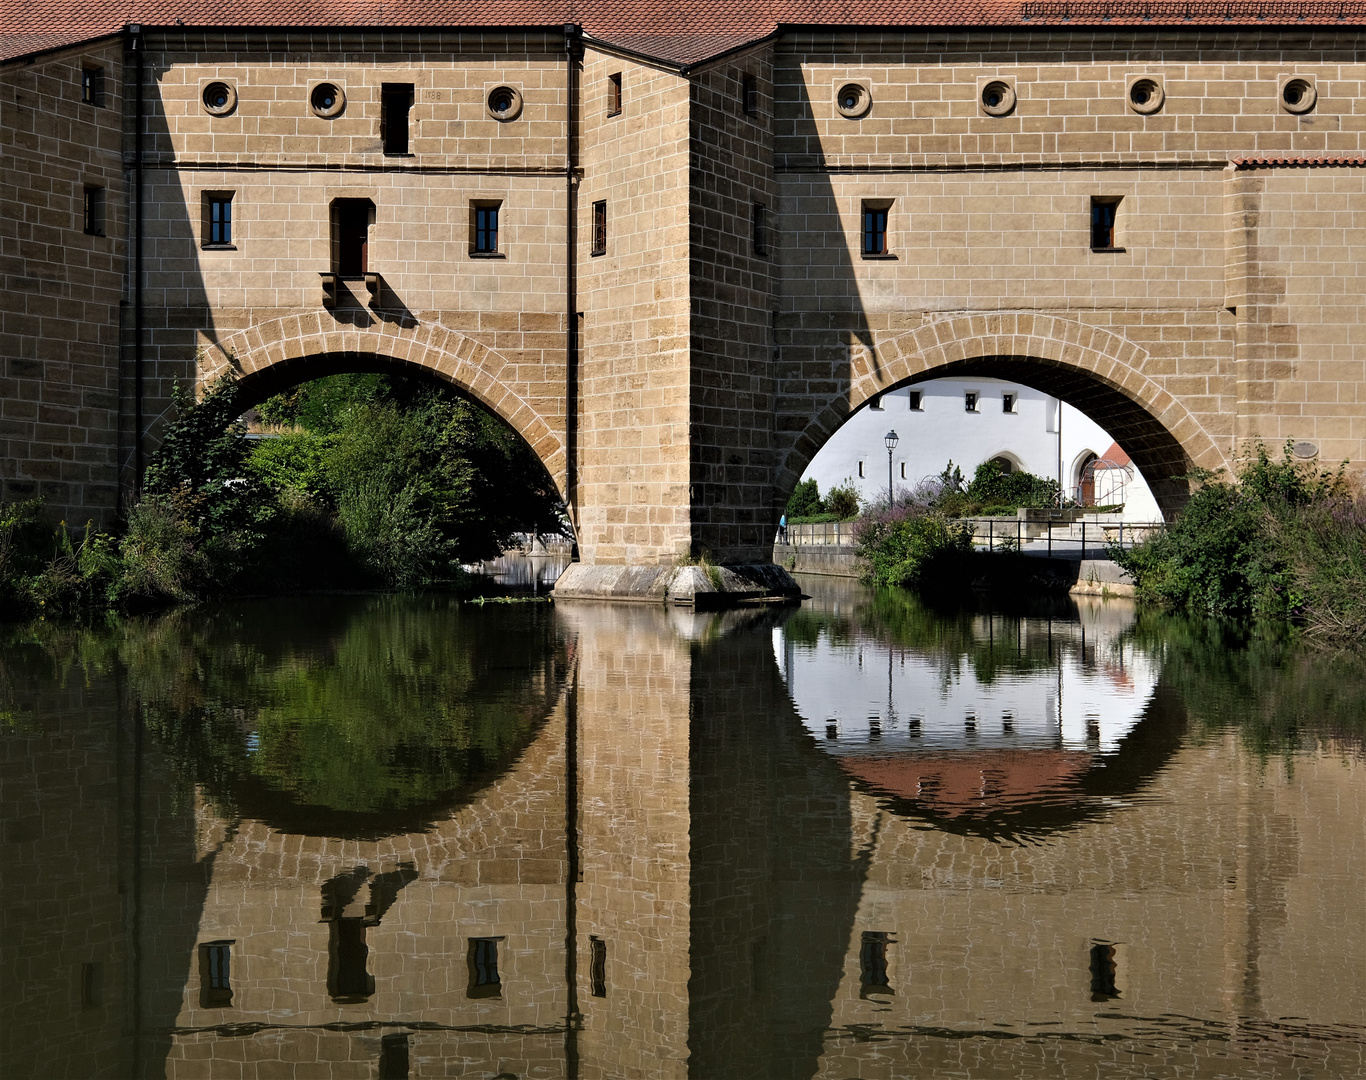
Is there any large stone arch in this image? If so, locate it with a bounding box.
[205,316,568,500]
[779,312,1229,520]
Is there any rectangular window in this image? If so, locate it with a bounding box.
[332,198,372,276]
[202,193,233,247]
[589,936,607,998]
[742,74,758,116]
[82,186,104,236]
[198,941,234,1008]
[328,919,373,1002]
[1090,197,1121,250]
[1089,941,1120,1001]
[591,200,607,256]
[908,390,922,411]
[900,462,906,479]
[964,391,979,413]
[471,201,501,255]
[467,937,503,999]
[1002,392,1016,414]
[752,203,768,256]
[607,72,622,116]
[378,1033,410,1080]
[868,394,884,411]
[857,461,864,478]
[862,201,890,256]
[81,67,105,107]
[859,931,894,995]
[381,83,413,155]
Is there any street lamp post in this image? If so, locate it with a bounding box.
[884,429,899,511]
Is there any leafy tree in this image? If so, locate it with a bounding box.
[824,480,862,520]
[784,478,822,518]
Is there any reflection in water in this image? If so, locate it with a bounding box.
[1,582,1363,1079]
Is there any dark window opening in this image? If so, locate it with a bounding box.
[607,72,622,116]
[81,961,104,1009]
[198,941,234,1008]
[991,456,1014,474]
[467,937,503,999]
[589,936,607,998]
[1090,942,1120,1001]
[752,203,768,256]
[381,83,413,155]
[472,202,501,255]
[332,199,372,277]
[742,73,758,116]
[1002,393,1016,414]
[81,67,105,107]
[908,390,922,411]
[1091,197,1121,250]
[964,391,979,413]
[205,194,233,246]
[900,462,906,479]
[591,200,607,255]
[378,1033,410,1079]
[82,186,104,236]
[869,393,884,411]
[328,918,373,1002]
[862,202,890,256]
[857,461,864,478]
[860,931,894,997]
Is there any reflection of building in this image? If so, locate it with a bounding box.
[4,596,1365,1079]
[800,379,1162,521]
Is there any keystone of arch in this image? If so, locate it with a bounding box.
[205,317,567,498]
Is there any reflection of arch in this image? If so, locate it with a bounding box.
[206,317,567,499]
[779,313,1228,520]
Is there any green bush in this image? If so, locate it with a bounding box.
[854,506,975,589]
[824,480,862,520]
[785,478,822,518]
[1112,443,1361,638]
[965,459,1060,511]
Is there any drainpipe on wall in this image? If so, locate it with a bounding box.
[564,23,581,553]
[128,23,145,495]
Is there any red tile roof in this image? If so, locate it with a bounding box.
[5,0,1366,66]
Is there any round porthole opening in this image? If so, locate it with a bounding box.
[1281,78,1316,113]
[835,82,871,119]
[1128,78,1163,114]
[202,81,236,116]
[980,80,1016,116]
[310,82,345,118]
[487,85,524,122]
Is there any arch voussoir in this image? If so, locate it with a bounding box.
[208,316,568,500]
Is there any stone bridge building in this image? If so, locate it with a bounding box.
[5,1,1366,596]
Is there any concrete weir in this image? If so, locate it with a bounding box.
[553,563,802,609]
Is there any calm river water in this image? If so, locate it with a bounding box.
[2,575,1363,1079]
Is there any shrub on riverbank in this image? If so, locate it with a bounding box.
[854,504,975,589]
[1112,444,1366,642]
[783,477,862,522]
[0,373,568,620]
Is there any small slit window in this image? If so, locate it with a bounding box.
[862,201,891,257]
[869,394,884,411]
[752,203,768,256]
[82,186,105,236]
[1002,393,1016,414]
[471,201,501,256]
[591,200,607,256]
[908,390,922,411]
[81,67,105,107]
[590,937,607,998]
[607,72,622,116]
[742,74,758,116]
[858,461,865,478]
[964,391,979,413]
[900,462,906,479]
[1091,197,1122,251]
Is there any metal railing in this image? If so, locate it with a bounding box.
[776,517,1165,557]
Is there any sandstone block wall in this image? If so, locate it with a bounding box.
[1,40,125,526]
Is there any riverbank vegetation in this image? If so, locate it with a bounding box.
[782,477,862,523]
[1112,444,1366,644]
[854,460,1061,589]
[0,374,566,620]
